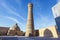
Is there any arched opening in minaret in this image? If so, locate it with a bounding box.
[44,29,53,37]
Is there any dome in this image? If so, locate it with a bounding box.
[9,23,20,31]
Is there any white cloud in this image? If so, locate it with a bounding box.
[7,17,24,26]
[0,2,26,21]
[35,14,55,29]
[0,16,24,27]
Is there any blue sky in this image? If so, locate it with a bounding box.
[0,0,58,31]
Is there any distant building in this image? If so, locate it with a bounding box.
[0,27,9,36]
[34,30,39,36]
[0,24,24,36]
[7,23,24,36]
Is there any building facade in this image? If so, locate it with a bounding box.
[52,2,60,32]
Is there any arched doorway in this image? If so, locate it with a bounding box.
[44,29,53,37]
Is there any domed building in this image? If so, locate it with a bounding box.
[9,23,20,31]
[7,23,24,36]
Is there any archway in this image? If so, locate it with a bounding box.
[44,29,53,37]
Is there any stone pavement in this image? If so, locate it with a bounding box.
[0,37,60,40]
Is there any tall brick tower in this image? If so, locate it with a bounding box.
[25,3,34,37]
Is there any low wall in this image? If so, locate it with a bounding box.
[0,37,60,40]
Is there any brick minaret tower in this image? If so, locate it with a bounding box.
[25,3,34,37]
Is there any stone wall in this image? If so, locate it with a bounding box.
[39,26,58,38]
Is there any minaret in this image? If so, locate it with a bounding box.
[25,3,34,37]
